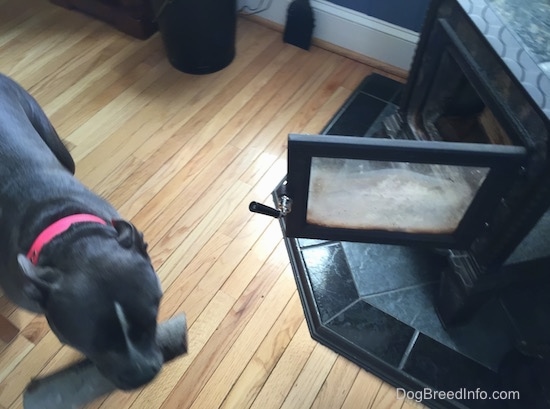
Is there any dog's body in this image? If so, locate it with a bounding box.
[0,73,163,390]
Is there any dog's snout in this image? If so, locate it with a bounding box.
[105,356,162,391]
[148,360,162,378]
[114,360,162,390]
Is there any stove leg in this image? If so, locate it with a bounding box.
[435,251,490,328]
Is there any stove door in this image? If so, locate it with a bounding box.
[279,134,526,249]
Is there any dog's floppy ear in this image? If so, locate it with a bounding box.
[112,219,148,254]
[17,254,62,307]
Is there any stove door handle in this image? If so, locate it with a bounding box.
[249,195,293,219]
[249,201,282,218]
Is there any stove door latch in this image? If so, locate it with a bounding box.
[249,195,292,219]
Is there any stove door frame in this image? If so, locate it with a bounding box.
[284,133,526,249]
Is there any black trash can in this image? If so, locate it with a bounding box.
[154,0,237,74]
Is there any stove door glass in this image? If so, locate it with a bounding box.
[307,157,488,234]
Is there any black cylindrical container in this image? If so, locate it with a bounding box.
[155,0,237,74]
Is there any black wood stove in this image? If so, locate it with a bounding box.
[250,0,550,408]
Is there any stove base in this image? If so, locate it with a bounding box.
[274,74,550,409]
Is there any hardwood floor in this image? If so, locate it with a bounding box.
[0,1,424,408]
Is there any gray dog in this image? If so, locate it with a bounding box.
[0,73,163,390]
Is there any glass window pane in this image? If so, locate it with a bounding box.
[307,157,489,234]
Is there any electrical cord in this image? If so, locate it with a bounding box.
[238,0,274,16]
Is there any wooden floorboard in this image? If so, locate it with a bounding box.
[0,1,425,408]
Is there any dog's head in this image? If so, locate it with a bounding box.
[17,220,163,390]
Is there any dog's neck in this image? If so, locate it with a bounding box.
[27,214,107,265]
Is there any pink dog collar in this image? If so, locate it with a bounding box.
[27,214,107,265]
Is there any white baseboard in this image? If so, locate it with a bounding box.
[238,0,419,71]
